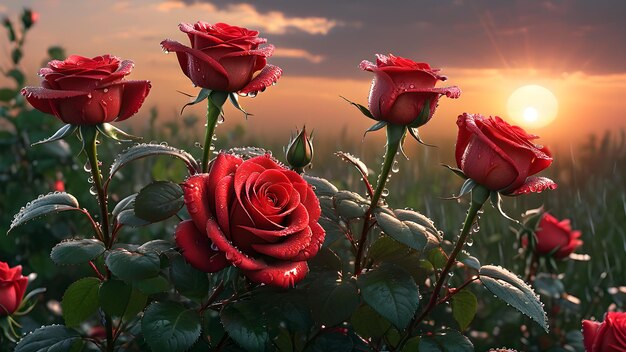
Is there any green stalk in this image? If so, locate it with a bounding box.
[354,124,405,275]
[201,94,225,173]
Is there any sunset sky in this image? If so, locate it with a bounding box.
[2,0,626,149]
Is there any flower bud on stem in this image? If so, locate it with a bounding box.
[397,185,489,350]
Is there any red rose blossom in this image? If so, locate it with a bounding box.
[0,261,28,316]
[583,312,626,351]
[175,153,325,288]
[359,54,460,126]
[161,22,281,95]
[455,113,557,195]
[528,213,582,259]
[21,55,151,125]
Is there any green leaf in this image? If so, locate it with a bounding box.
[428,248,448,270]
[134,181,184,222]
[221,300,269,352]
[357,263,419,329]
[418,330,473,351]
[31,124,77,146]
[47,46,66,60]
[533,273,565,299]
[351,305,391,339]
[61,277,100,327]
[302,175,338,197]
[99,280,132,316]
[15,325,82,352]
[367,236,412,263]
[142,302,201,352]
[375,212,428,251]
[11,48,22,64]
[7,68,25,86]
[304,330,354,352]
[9,192,80,233]
[334,191,369,219]
[479,265,548,331]
[307,277,359,327]
[109,143,198,181]
[50,239,105,265]
[134,275,172,295]
[112,194,137,218]
[105,249,161,281]
[170,256,210,298]
[138,239,174,255]
[451,290,477,331]
[117,209,151,227]
[0,88,16,102]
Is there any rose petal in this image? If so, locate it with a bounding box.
[507,176,558,196]
[251,226,313,260]
[207,217,267,271]
[208,153,242,214]
[214,175,235,238]
[182,174,212,231]
[221,45,275,59]
[238,64,282,95]
[242,260,309,288]
[175,220,228,273]
[291,222,325,261]
[238,203,309,237]
[160,39,229,89]
[115,80,151,122]
[583,320,602,352]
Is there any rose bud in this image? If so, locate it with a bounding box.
[359,54,460,126]
[455,113,557,195]
[583,312,626,351]
[175,153,325,288]
[0,261,28,316]
[161,22,282,96]
[21,8,39,29]
[523,212,582,259]
[285,126,314,172]
[21,55,151,125]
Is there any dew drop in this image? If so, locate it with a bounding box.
[391,160,400,173]
[83,161,92,172]
[103,88,109,93]
[89,186,97,196]
[382,189,390,197]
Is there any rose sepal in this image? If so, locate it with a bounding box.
[442,164,468,180]
[12,287,46,317]
[96,123,142,142]
[489,191,519,223]
[228,92,252,119]
[341,96,376,120]
[180,88,211,114]
[31,123,77,146]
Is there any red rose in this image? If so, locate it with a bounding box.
[21,55,151,125]
[161,22,282,95]
[175,153,325,288]
[359,54,460,126]
[455,113,557,195]
[583,312,626,351]
[0,261,28,316]
[530,213,582,259]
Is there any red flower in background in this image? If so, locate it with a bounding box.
[161,22,281,95]
[528,213,582,259]
[360,54,460,126]
[21,55,151,125]
[455,113,557,195]
[583,312,626,351]
[175,153,325,288]
[0,261,28,316]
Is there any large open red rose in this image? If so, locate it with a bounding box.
[455,113,556,195]
[161,22,281,95]
[0,261,28,316]
[583,312,626,351]
[21,55,151,125]
[175,153,325,288]
[360,54,460,126]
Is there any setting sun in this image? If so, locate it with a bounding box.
[507,85,558,128]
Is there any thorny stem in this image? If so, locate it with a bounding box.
[89,261,105,281]
[397,186,489,350]
[201,96,221,173]
[354,125,404,275]
[436,276,479,305]
[199,281,225,314]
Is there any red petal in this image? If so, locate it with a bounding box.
[214,175,235,238]
[291,222,325,261]
[183,174,212,231]
[221,45,275,59]
[175,220,228,273]
[208,153,242,213]
[238,65,282,95]
[116,80,151,122]
[243,261,309,288]
[238,203,309,237]
[251,227,312,260]
[206,217,267,271]
[160,39,229,85]
[582,320,602,352]
[359,60,376,72]
[507,176,558,196]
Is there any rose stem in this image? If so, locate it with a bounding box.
[397,185,489,350]
[83,127,114,352]
[201,95,222,173]
[354,124,405,275]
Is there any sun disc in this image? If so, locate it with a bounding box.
[507,85,558,128]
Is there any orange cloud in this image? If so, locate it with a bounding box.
[273,48,325,63]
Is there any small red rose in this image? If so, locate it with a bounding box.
[455,113,557,195]
[175,153,325,288]
[0,261,28,316]
[21,55,151,125]
[583,312,626,351]
[360,54,460,126]
[161,22,281,95]
[527,213,582,259]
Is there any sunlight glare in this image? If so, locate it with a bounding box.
[507,85,558,128]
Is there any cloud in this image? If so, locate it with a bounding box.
[156,1,340,35]
[273,48,325,63]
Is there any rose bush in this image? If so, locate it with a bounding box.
[0,261,28,317]
[359,53,460,126]
[583,312,626,351]
[161,22,281,95]
[175,153,325,288]
[456,113,557,195]
[526,212,582,259]
[21,55,151,125]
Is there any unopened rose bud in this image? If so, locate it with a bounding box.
[21,9,38,30]
[285,126,314,172]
